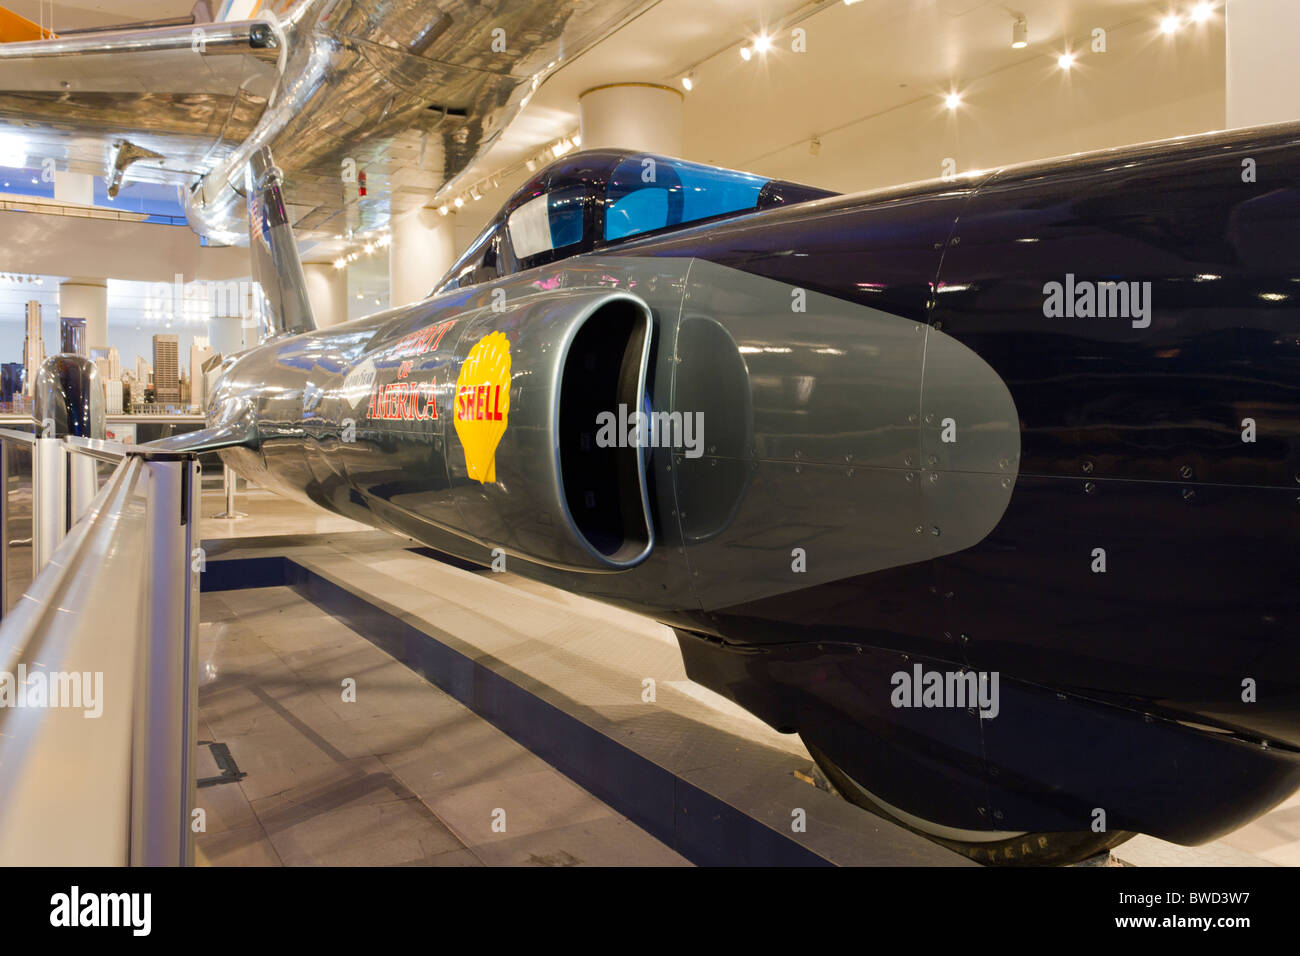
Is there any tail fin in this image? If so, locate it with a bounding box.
[246,146,315,339]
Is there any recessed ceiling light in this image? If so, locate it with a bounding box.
[1012,17,1028,49]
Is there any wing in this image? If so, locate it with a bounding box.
[0,16,280,189]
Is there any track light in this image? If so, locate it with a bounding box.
[944,91,962,110]
[453,196,464,208]
[438,205,449,215]
[753,34,773,54]
[1190,2,1213,22]
[1057,51,1076,70]
[1012,17,1027,48]
[739,45,752,61]
[1160,13,1181,34]
[681,72,695,92]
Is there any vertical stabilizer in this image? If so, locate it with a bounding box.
[246,146,315,338]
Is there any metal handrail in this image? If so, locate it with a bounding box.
[0,427,36,447]
[64,435,130,463]
[0,442,200,865]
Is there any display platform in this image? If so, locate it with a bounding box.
[198,492,1297,867]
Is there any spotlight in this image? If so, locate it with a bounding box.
[438,204,449,215]
[1012,17,1028,49]
[1160,13,1181,34]
[525,159,536,173]
[739,45,752,61]
[470,187,482,201]
[454,196,464,207]
[753,34,773,54]
[944,91,962,110]
[1190,2,1213,22]
[1057,51,1076,70]
[681,72,695,92]
[571,134,581,147]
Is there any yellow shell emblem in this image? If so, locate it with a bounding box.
[454,330,511,483]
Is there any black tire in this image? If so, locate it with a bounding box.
[804,740,1134,866]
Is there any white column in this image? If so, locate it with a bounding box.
[579,83,684,156]
[208,315,248,357]
[53,171,94,206]
[303,261,348,328]
[59,278,107,352]
[1226,0,1300,128]
[389,205,456,309]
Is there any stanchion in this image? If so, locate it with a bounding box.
[213,463,246,519]
[32,437,65,572]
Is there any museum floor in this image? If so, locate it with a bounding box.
[195,485,1300,867]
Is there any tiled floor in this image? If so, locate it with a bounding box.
[196,586,689,866]
[199,488,1300,867]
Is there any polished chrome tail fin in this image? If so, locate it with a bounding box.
[246,146,315,339]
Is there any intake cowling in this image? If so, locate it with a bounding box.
[444,288,656,572]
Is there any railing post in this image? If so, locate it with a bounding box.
[0,438,7,621]
[32,437,65,572]
[129,457,199,866]
[68,451,98,526]
[214,463,246,519]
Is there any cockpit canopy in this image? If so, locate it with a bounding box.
[432,150,835,296]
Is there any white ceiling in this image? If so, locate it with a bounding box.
[458,0,1188,183]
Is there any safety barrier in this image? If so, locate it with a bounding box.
[0,429,200,865]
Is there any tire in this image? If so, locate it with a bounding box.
[804,740,1134,866]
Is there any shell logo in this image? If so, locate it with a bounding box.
[454,330,512,483]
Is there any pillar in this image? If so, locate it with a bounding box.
[578,83,684,156]
[389,205,456,309]
[1226,0,1300,128]
[53,171,94,206]
[208,315,248,357]
[59,278,107,353]
[303,261,348,328]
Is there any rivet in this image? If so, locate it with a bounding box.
[977,806,987,816]
[914,526,924,535]
[928,455,938,467]
[1180,464,1193,479]
[1182,487,1195,501]
[929,473,939,484]
[925,413,934,424]
[1084,481,1096,494]
[795,464,803,474]
[960,633,969,643]
[933,320,943,330]
[930,526,941,536]
[1000,477,1011,489]
[905,455,915,467]
[905,472,914,482]
[1081,461,1094,474]
[847,468,855,477]
[951,236,961,245]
